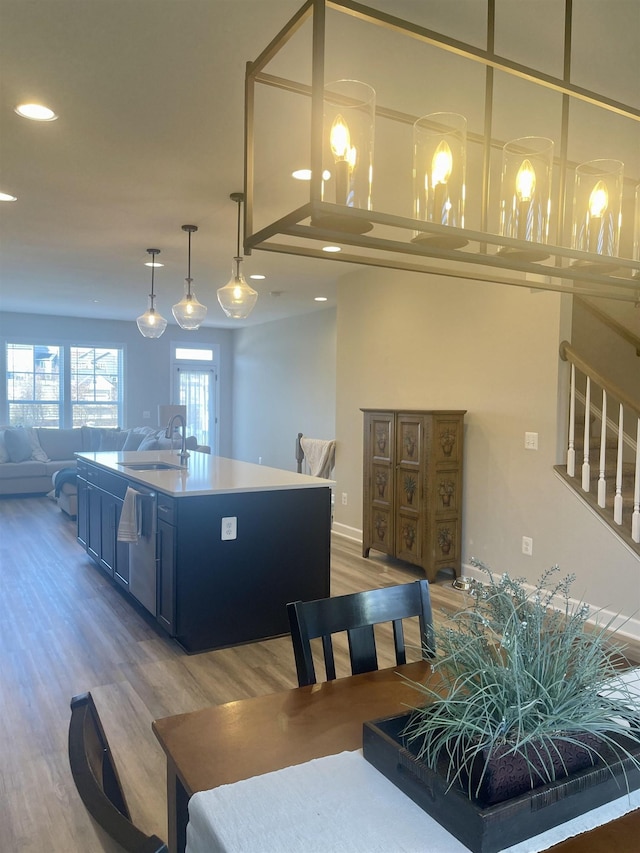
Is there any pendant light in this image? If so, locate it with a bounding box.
[137,248,167,338]
[217,192,258,319]
[172,224,207,330]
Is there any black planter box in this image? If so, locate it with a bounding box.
[363,711,640,853]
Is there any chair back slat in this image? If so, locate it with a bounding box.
[287,580,435,686]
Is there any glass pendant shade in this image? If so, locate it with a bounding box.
[217,258,258,319]
[499,137,553,259]
[572,159,624,260]
[137,302,168,338]
[137,248,167,338]
[172,279,207,330]
[413,112,467,249]
[173,224,207,330]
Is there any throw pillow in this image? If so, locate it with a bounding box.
[122,430,146,451]
[81,426,103,451]
[98,429,126,451]
[0,429,9,463]
[4,426,33,463]
[138,436,159,451]
[27,427,49,462]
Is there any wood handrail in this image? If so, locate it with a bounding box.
[560,341,640,420]
[575,297,640,357]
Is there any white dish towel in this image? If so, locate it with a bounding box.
[117,486,142,543]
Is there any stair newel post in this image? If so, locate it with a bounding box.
[597,389,607,508]
[632,417,640,544]
[567,364,576,477]
[614,403,624,526]
[581,376,591,492]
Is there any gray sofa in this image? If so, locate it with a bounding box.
[0,425,206,503]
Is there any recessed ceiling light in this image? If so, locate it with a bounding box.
[291,169,332,181]
[144,261,164,268]
[15,103,58,121]
[322,245,341,253]
[249,274,266,280]
[314,296,328,302]
[0,192,17,202]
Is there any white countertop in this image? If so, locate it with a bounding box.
[76,450,334,498]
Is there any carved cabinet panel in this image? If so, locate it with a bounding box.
[362,409,465,582]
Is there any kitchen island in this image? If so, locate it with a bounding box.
[76,450,332,653]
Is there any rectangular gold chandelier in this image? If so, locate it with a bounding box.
[243,0,640,303]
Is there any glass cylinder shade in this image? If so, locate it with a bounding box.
[172,279,207,330]
[499,137,553,260]
[413,112,467,249]
[572,159,624,260]
[320,79,375,232]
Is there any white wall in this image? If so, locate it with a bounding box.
[332,268,640,623]
[231,309,336,470]
[0,312,236,456]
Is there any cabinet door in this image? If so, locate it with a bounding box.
[76,476,88,547]
[157,519,176,635]
[87,484,102,563]
[363,412,395,556]
[395,414,425,566]
[100,494,116,577]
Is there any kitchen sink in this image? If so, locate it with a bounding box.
[118,462,185,471]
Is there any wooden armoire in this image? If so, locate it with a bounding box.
[361,409,465,582]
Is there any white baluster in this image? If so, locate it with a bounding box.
[597,389,607,508]
[632,418,640,544]
[581,376,591,491]
[614,404,624,526]
[567,364,575,477]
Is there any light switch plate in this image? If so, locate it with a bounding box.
[221,516,237,540]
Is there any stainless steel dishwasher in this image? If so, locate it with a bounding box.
[127,486,158,616]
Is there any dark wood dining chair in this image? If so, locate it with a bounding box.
[68,692,168,853]
[287,580,435,686]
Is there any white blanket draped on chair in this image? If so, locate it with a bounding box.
[297,436,336,478]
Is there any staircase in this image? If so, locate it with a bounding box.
[555,341,640,557]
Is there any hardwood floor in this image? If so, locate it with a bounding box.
[0,495,465,852]
[2,496,637,851]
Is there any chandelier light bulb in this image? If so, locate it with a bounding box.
[589,180,608,217]
[516,159,536,202]
[431,140,453,187]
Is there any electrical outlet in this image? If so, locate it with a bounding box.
[221,517,237,541]
[142,411,150,419]
[522,536,533,556]
[341,492,348,506]
[524,431,538,450]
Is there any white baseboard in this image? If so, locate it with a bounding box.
[332,522,363,543]
[460,561,640,647]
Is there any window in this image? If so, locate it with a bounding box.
[71,347,122,427]
[6,343,62,426]
[4,342,124,428]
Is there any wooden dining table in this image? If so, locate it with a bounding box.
[152,660,640,853]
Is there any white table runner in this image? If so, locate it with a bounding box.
[186,749,640,853]
[186,669,640,853]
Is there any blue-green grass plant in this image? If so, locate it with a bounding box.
[403,561,640,801]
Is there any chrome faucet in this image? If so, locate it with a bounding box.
[165,414,190,466]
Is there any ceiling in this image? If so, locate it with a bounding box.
[1,1,638,330]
